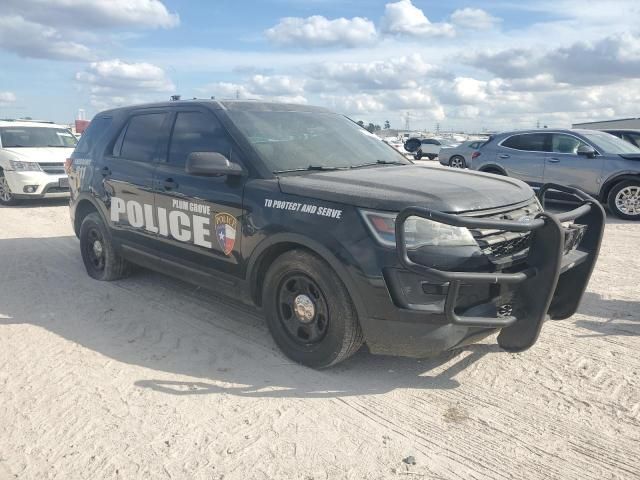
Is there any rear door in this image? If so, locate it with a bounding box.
[103,109,170,248]
[543,133,604,196]
[152,108,247,279]
[496,133,550,187]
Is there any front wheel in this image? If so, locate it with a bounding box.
[263,250,364,368]
[608,181,640,220]
[79,212,132,280]
[0,169,18,206]
[449,156,466,168]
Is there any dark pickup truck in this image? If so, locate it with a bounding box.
[67,100,605,368]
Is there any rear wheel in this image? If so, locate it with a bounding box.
[608,180,640,220]
[414,151,423,160]
[449,156,466,168]
[263,250,363,368]
[0,169,18,206]
[79,212,132,280]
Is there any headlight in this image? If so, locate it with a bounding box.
[361,209,478,248]
[9,160,41,171]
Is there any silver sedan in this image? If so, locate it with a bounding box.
[438,140,486,168]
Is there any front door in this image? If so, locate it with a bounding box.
[103,110,170,248]
[543,133,604,196]
[153,108,247,279]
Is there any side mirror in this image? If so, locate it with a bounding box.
[577,144,596,158]
[185,152,244,176]
[404,137,422,153]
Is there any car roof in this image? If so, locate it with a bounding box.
[601,128,640,133]
[0,120,69,129]
[495,128,599,137]
[96,99,332,116]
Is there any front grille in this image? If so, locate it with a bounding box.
[38,162,65,174]
[467,200,542,261]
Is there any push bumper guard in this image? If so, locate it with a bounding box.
[395,184,605,352]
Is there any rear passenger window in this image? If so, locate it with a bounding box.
[168,111,232,166]
[118,113,168,162]
[74,116,112,154]
[502,134,549,152]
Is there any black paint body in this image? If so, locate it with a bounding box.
[68,100,603,358]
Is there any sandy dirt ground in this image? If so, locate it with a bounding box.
[0,200,638,480]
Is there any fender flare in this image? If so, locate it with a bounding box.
[245,232,367,319]
[72,193,111,236]
[599,172,640,201]
[478,164,507,175]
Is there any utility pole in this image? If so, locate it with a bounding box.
[404,112,411,131]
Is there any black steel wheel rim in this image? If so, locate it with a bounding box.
[277,273,329,345]
[84,227,106,272]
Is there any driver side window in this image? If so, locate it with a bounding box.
[168,111,232,167]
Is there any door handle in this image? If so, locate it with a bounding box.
[548,157,560,163]
[163,178,178,190]
[101,166,111,176]
[499,154,510,159]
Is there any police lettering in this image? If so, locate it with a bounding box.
[111,197,213,248]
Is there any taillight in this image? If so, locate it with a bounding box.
[471,151,481,160]
[64,157,73,173]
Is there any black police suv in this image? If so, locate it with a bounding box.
[68,100,605,368]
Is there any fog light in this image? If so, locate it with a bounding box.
[23,185,38,193]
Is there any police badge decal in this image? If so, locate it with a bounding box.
[215,213,237,255]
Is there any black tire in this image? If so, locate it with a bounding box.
[449,155,466,168]
[607,180,640,220]
[426,154,437,160]
[414,151,423,160]
[79,212,131,281]
[483,168,505,176]
[263,250,364,368]
[0,169,19,206]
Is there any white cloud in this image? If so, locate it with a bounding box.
[248,75,306,96]
[3,0,178,29]
[201,81,307,105]
[266,15,376,48]
[311,54,452,91]
[76,59,175,93]
[468,33,640,86]
[75,59,175,109]
[0,92,17,106]
[380,0,454,38]
[450,8,500,30]
[0,15,92,60]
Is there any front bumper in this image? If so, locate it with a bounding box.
[4,170,70,199]
[388,184,605,354]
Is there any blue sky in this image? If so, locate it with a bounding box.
[0,0,639,132]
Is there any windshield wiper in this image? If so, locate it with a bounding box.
[350,159,408,169]
[273,165,348,174]
[47,144,72,148]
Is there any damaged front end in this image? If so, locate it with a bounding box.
[394,184,605,352]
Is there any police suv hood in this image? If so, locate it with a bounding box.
[278,165,535,213]
[2,147,74,163]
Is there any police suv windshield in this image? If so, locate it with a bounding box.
[226,111,410,172]
[581,130,640,155]
[0,127,77,148]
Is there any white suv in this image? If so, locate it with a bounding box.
[0,120,77,205]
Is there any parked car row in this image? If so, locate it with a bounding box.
[436,128,640,220]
